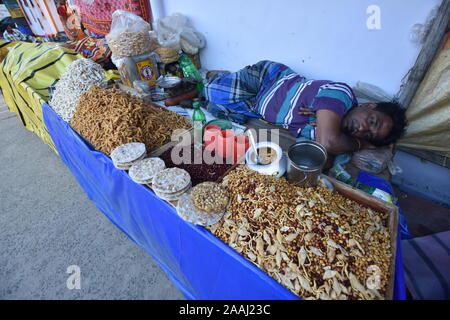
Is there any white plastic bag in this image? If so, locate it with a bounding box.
[352,81,392,104]
[108,10,151,35]
[156,13,187,48]
[106,10,152,59]
[180,28,206,49]
[155,13,206,53]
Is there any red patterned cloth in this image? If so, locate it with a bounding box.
[73,0,151,36]
[63,36,112,64]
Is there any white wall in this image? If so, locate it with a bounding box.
[153,0,441,97]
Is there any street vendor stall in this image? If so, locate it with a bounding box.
[41,101,406,299]
[0,9,408,300]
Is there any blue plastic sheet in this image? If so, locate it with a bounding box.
[42,103,406,299]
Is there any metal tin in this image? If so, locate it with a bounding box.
[156,76,182,88]
[286,141,327,187]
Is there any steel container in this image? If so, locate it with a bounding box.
[286,141,328,187]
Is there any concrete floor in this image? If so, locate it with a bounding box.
[0,101,184,299]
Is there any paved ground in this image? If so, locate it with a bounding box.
[0,98,184,299]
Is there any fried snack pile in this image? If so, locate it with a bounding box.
[209,166,392,300]
[50,59,105,122]
[70,86,192,155]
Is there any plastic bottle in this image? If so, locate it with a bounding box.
[329,164,355,186]
[329,164,394,203]
[355,182,394,204]
[178,52,204,93]
[192,98,206,145]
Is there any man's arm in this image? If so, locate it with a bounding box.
[315,109,362,155]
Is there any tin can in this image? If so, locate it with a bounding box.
[286,141,327,187]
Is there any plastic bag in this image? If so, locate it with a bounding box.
[106,10,152,59]
[352,81,392,104]
[109,10,150,35]
[155,13,206,53]
[409,5,438,46]
[351,148,393,174]
[181,28,206,49]
[156,13,187,48]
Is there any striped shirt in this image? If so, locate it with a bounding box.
[204,61,358,139]
[255,67,358,139]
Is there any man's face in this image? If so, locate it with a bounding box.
[342,103,393,142]
[6,25,12,33]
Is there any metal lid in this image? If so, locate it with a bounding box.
[156,75,182,88]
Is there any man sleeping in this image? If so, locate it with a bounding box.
[204,60,407,156]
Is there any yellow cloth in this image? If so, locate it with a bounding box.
[0,42,82,152]
[0,41,19,63]
[397,33,450,159]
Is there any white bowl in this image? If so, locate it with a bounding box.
[245,142,286,178]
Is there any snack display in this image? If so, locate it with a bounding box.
[155,46,179,64]
[152,167,191,201]
[49,59,105,122]
[70,86,192,155]
[190,182,229,213]
[159,145,233,186]
[177,192,224,226]
[111,142,147,170]
[108,31,154,59]
[129,157,166,184]
[106,10,155,59]
[209,166,392,300]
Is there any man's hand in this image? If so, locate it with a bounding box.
[316,109,366,155]
[298,107,315,116]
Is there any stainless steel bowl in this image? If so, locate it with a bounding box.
[156,76,182,88]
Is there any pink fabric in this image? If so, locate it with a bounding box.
[73,0,151,36]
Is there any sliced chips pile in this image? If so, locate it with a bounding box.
[111,142,146,170]
[129,157,166,184]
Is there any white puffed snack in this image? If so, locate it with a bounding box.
[129,157,165,184]
[50,59,105,122]
[111,142,146,170]
[152,167,191,194]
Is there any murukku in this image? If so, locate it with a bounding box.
[70,86,192,155]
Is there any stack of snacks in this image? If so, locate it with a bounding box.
[177,182,229,226]
[152,168,191,201]
[129,157,166,184]
[110,142,146,170]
